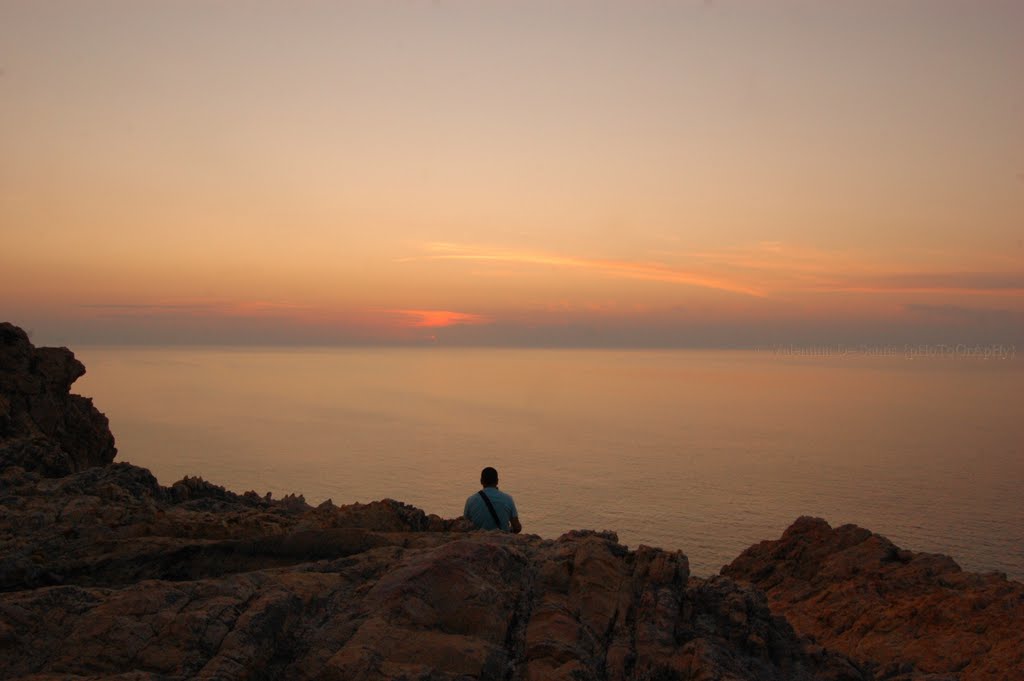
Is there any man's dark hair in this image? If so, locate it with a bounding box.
[480,467,498,487]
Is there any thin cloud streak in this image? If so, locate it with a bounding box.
[403,241,1024,299]
[75,300,490,338]
[812,271,1024,296]
[79,303,223,311]
[402,243,767,298]
[78,301,315,318]
[903,303,1024,324]
[654,243,1024,297]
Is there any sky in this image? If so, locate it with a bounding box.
[2,0,1022,347]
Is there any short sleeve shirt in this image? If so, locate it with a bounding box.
[464,487,519,531]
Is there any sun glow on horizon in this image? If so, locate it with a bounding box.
[391,309,490,329]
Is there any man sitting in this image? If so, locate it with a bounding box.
[464,466,522,534]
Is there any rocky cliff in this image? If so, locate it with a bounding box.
[1,323,1021,680]
[0,322,117,475]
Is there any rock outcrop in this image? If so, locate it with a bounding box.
[2,323,1021,681]
[0,461,865,681]
[0,322,116,475]
[722,516,1024,680]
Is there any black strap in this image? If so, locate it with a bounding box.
[478,490,502,529]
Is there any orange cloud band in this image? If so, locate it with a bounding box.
[403,242,766,298]
[390,309,490,328]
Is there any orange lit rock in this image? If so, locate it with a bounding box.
[723,516,1024,680]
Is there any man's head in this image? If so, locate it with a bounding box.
[480,467,499,487]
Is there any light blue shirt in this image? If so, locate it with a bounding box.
[464,486,519,531]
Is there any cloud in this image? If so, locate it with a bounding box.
[79,303,222,311]
[78,301,314,318]
[677,243,1024,297]
[903,303,1024,323]
[401,242,766,298]
[821,271,1024,295]
[77,302,225,319]
[390,309,490,328]
[76,300,489,337]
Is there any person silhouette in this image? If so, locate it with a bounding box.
[463,466,522,533]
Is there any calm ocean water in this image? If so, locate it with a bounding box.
[74,347,1023,579]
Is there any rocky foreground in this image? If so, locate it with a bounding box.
[1,322,1022,681]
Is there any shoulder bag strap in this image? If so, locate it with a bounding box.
[477,490,502,528]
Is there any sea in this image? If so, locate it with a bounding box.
[73,346,1024,580]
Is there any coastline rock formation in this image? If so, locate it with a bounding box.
[1,461,865,680]
[0,322,117,475]
[1,323,1021,680]
[723,516,1024,680]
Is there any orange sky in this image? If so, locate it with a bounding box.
[1,1,1022,346]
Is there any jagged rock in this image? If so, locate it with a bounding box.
[279,492,310,512]
[0,453,866,680]
[0,516,866,681]
[0,323,116,474]
[722,516,1024,680]
[169,475,237,503]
